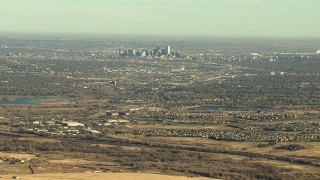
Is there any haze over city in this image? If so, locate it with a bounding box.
[0,0,320,37]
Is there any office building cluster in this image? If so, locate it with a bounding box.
[118,46,187,58]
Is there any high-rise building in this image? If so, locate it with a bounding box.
[180,46,187,57]
[141,50,146,57]
[153,49,159,56]
[166,46,171,55]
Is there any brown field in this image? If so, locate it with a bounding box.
[89,143,115,148]
[0,152,35,160]
[140,136,320,158]
[18,137,61,143]
[0,164,31,174]
[38,108,84,111]
[48,158,101,165]
[245,142,320,157]
[49,158,109,165]
[90,143,142,151]
[250,159,318,172]
[39,101,73,105]
[0,172,214,180]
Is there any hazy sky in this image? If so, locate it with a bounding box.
[0,0,319,37]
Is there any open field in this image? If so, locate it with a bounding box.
[18,137,61,143]
[0,172,214,180]
[0,152,35,161]
[139,136,320,158]
[48,158,101,165]
[0,164,31,174]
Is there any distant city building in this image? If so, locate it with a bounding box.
[166,46,171,55]
[153,48,159,56]
[317,50,320,55]
[110,80,117,85]
[128,50,133,56]
[141,50,146,57]
[180,46,187,56]
[117,45,185,59]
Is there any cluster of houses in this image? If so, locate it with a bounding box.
[132,128,319,142]
[233,111,317,121]
[29,114,130,136]
[231,121,320,133]
[167,112,228,119]
[0,157,27,164]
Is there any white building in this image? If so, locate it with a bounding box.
[166,46,171,55]
[62,121,85,127]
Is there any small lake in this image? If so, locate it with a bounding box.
[0,98,64,105]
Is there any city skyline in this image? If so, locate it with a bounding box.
[0,0,320,37]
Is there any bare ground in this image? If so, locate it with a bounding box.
[0,172,214,180]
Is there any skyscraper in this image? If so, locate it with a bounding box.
[180,46,187,57]
[166,46,171,55]
[118,48,122,56]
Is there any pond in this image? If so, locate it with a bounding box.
[0,98,65,105]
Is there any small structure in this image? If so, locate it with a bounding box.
[118,120,129,124]
[32,121,41,125]
[62,121,85,127]
[107,119,118,123]
[104,122,112,126]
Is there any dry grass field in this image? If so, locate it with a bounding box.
[48,158,100,165]
[132,136,320,174]
[18,137,61,143]
[0,172,214,180]
[139,136,320,158]
[0,164,31,174]
[0,152,35,160]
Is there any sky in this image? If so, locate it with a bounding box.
[0,0,319,37]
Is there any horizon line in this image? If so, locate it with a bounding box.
[0,30,320,39]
